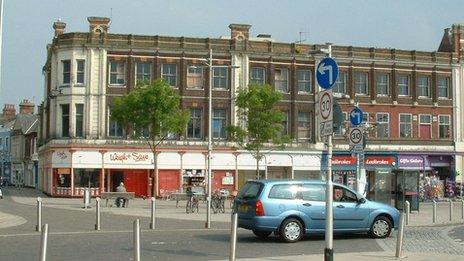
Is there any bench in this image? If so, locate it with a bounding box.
[100,192,135,207]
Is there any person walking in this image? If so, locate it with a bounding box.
[116,182,127,207]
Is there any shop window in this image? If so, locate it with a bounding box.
[397,75,410,96]
[399,113,412,138]
[75,104,84,138]
[418,75,430,98]
[162,64,177,87]
[61,104,69,138]
[213,67,228,89]
[333,71,346,94]
[419,114,431,139]
[187,66,203,89]
[439,115,451,139]
[187,108,202,139]
[297,69,311,93]
[56,169,71,187]
[62,60,71,85]
[438,77,450,99]
[376,73,389,96]
[355,72,368,95]
[109,61,126,85]
[250,67,265,85]
[212,109,227,139]
[376,113,389,138]
[73,169,100,188]
[136,62,151,85]
[76,59,85,85]
[275,68,289,93]
[297,111,310,141]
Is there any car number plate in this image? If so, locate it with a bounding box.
[239,204,248,212]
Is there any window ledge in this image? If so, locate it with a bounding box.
[74,84,86,88]
[108,85,126,88]
[213,88,230,91]
[60,85,70,88]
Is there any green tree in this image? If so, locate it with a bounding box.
[227,84,290,179]
[111,79,189,196]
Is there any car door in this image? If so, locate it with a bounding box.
[333,185,370,230]
[298,183,326,232]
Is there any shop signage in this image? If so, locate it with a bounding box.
[108,152,150,163]
[364,156,395,166]
[397,155,428,169]
[332,156,356,165]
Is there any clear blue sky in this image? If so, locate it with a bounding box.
[0,0,463,107]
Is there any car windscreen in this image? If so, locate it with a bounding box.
[237,182,263,200]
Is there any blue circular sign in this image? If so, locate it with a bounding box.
[350,107,363,126]
[316,57,339,90]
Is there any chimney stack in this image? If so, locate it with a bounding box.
[19,99,34,115]
[2,104,16,122]
[87,17,111,35]
[53,20,66,37]
[229,24,251,41]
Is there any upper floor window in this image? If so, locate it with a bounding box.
[418,75,430,98]
[281,111,289,136]
[76,60,85,85]
[62,60,71,85]
[187,108,202,139]
[334,112,348,136]
[376,73,389,96]
[212,109,227,139]
[109,62,125,85]
[439,115,451,139]
[376,113,389,138]
[61,104,70,138]
[250,67,265,85]
[419,114,431,139]
[355,72,368,95]
[397,75,410,96]
[399,113,412,138]
[75,104,84,138]
[297,70,311,93]
[275,68,289,93]
[136,62,152,84]
[108,109,124,137]
[187,67,203,89]
[297,112,310,141]
[438,77,450,99]
[213,67,228,89]
[161,64,177,87]
[333,71,346,94]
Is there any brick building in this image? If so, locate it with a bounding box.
[38,17,460,204]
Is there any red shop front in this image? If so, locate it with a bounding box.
[107,169,149,197]
[212,170,235,192]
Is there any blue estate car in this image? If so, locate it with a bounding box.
[234,179,400,243]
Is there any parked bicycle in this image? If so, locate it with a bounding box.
[211,190,225,214]
[185,187,199,214]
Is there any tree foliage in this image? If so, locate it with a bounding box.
[227,84,290,178]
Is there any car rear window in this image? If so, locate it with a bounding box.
[268,184,299,199]
[237,182,263,199]
[301,184,325,201]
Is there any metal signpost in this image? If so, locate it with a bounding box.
[316,44,338,261]
[349,106,364,194]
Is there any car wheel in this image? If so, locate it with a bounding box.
[279,218,303,243]
[369,216,392,238]
[252,230,272,238]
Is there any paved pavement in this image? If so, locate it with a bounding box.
[1,187,464,260]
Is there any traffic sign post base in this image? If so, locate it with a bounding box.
[324,248,333,261]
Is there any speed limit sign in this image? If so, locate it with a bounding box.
[318,90,333,136]
[349,127,363,149]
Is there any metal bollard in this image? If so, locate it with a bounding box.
[461,199,464,219]
[133,219,140,261]
[150,197,156,230]
[395,212,405,258]
[229,213,238,261]
[405,201,410,225]
[36,197,42,232]
[40,224,48,261]
[449,200,453,222]
[95,197,101,230]
[433,200,437,223]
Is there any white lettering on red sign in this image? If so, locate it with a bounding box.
[332,157,356,165]
[109,152,149,163]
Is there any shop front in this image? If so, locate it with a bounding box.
[395,155,428,210]
[331,155,357,190]
[364,155,396,206]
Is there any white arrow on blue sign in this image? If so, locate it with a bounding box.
[350,107,363,126]
[316,57,339,90]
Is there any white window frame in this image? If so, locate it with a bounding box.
[438,76,450,99]
[107,108,124,138]
[76,59,85,85]
[109,61,126,86]
[213,67,229,90]
[399,113,412,138]
[376,112,389,138]
[334,112,348,136]
[281,111,289,136]
[212,109,227,139]
[161,64,177,88]
[376,73,389,96]
[355,72,369,96]
[397,75,410,96]
[297,69,312,94]
[187,66,204,89]
[297,111,311,141]
[75,104,84,138]
[333,71,346,94]
[187,108,203,139]
[62,60,71,86]
[275,68,289,93]
[418,114,432,138]
[438,114,451,139]
[136,62,152,84]
[417,75,430,98]
[250,67,266,85]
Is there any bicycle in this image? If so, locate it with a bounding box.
[186,194,199,214]
[211,191,225,214]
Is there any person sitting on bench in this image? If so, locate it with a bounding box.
[116,182,127,207]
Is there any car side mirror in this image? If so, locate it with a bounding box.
[357,197,366,204]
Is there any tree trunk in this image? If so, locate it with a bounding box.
[152,151,159,197]
[256,157,260,180]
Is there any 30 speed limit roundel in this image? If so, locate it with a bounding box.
[349,128,363,145]
[319,92,332,120]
